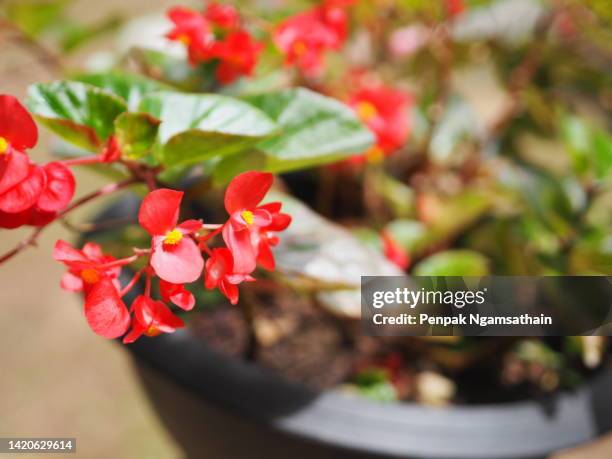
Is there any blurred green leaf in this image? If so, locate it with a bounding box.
[413,250,490,276]
[569,230,612,275]
[139,91,278,167]
[27,81,126,151]
[245,88,374,173]
[113,112,159,160]
[384,220,430,256]
[74,72,172,111]
[4,0,71,37]
[59,15,122,52]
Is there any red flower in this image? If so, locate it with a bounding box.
[222,171,276,274]
[36,162,75,213]
[0,94,38,155]
[274,0,352,76]
[123,295,184,343]
[446,0,466,18]
[0,161,45,214]
[349,85,411,159]
[166,7,212,65]
[84,278,131,339]
[204,247,253,305]
[381,232,410,270]
[159,279,195,311]
[53,240,126,294]
[0,95,75,228]
[252,202,291,270]
[138,188,204,284]
[213,30,263,84]
[204,2,239,29]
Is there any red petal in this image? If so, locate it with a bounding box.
[219,280,239,305]
[222,223,257,274]
[0,207,31,229]
[159,279,195,311]
[224,171,273,213]
[28,208,56,226]
[122,318,146,344]
[0,95,38,150]
[178,219,203,234]
[0,164,45,213]
[256,240,276,271]
[60,272,84,292]
[0,151,30,195]
[53,240,88,264]
[204,247,232,289]
[152,302,185,332]
[36,162,75,212]
[151,236,204,284]
[84,278,130,339]
[138,188,182,235]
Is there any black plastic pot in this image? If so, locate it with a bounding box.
[94,196,612,459]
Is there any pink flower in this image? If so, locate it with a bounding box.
[123,295,184,343]
[138,189,204,284]
[204,247,253,305]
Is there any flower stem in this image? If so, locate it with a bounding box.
[0,178,138,265]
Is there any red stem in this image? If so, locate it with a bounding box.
[61,156,103,167]
[0,178,138,265]
[120,268,145,298]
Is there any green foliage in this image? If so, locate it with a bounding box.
[27,81,126,151]
[413,250,490,276]
[113,113,159,160]
[74,72,171,111]
[138,91,278,166]
[245,88,374,173]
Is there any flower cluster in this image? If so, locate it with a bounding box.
[54,171,291,343]
[348,84,412,162]
[0,95,75,229]
[273,0,353,76]
[166,2,262,84]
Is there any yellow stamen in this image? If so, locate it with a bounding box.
[241,210,254,225]
[292,41,307,57]
[164,229,183,245]
[177,34,191,45]
[365,146,385,164]
[145,326,162,337]
[0,137,8,155]
[356,101,378,122]
[81,269,100,284]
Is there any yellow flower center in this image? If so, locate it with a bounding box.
[293,41,307,57]
[177,34,191,45]
[164,229,183,245]
[81,269,100,284]
[241,210,254,225]
[365,146,384,164]
[356,101,378,122]
[0,136,8,155]
[145,326,162,337]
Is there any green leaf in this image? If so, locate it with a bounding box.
[4,0,71,37]
[27,81,126,151]
[138,91,278,166]
[74,72,171,111]
[114,112,160,159]
[384,220,431,256]
[413,250,490,276]
[212,150,267,185]
[245,88,374,173]
[592,130,612,181]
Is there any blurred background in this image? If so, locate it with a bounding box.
[0,1,183,457]
[0,0,610,457]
